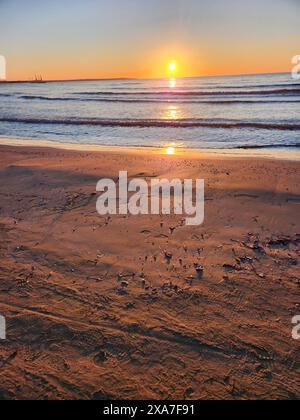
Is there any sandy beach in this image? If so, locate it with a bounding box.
[0,144,299,400]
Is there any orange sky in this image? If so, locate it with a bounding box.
[0,0,299,81]
[3,42,295,81]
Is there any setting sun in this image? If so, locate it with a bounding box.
[169,62,177,72]
[166,147,176,155]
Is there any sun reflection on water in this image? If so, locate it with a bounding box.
[169,79,177,88]
[169,105,178,120]
[165,105,182,120]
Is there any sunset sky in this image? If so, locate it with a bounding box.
[0,0,299,80]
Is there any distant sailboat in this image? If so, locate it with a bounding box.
[33,74,45,83]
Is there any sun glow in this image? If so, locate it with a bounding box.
[166,147,176,155]
[168,61,177,75]
[169,62,176,71]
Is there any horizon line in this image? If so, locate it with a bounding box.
[0,71,290,84]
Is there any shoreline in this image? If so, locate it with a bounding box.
[1,136,300,162]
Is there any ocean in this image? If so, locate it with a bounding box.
[0,73,299,150]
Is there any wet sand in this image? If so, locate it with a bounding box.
[0,144,299,400]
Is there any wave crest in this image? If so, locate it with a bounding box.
[1,116,300,131]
